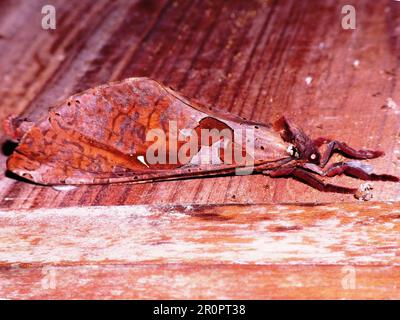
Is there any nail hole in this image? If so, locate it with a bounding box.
[75,100,80,104]
[67,102,71,106]
[255,125,259,129]
[260,146,265,150]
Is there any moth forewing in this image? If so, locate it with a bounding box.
[6,77,292,185]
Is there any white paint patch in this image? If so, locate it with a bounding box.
[345,211,359,217]
[305,76,313,86]
[368,205,381,209]
[317,218,341,227]
[266,210,281,214]
[287,209,305,214]
[353,59,360,68]
[324,206,340,212]
[385,97,399,113]
[137,155,149,168]
[52,185,78,192]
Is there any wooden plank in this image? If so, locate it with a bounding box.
[0,0,399,208]
[0,202,399,299]
[0,202,399,266]
[1,264,399,299]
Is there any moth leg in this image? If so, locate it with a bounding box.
[318,139,384,167]
[263,166,357,194]
[324,162,399,182]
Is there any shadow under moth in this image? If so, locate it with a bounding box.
[3,77,399,198]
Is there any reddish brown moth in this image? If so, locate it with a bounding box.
[3,77,399,195]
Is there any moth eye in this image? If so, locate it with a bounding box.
[287,145,299,158]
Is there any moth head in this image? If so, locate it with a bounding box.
[3,115,34,142]
[274,116,321,164]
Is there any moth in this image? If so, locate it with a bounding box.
[3,77,399,195]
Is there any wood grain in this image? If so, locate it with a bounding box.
[0,202,399,299]
[1,202,400,266]
[0,0,399,299]
[1,264,399,299]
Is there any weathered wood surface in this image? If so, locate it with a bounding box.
[0,0,399,299]
[1,202,399,265]
[1,264,399,300]
[0,202,399,299]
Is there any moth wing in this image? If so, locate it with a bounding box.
[7,117,255,185]
[7,77,290,185]
[6,79,239,184]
